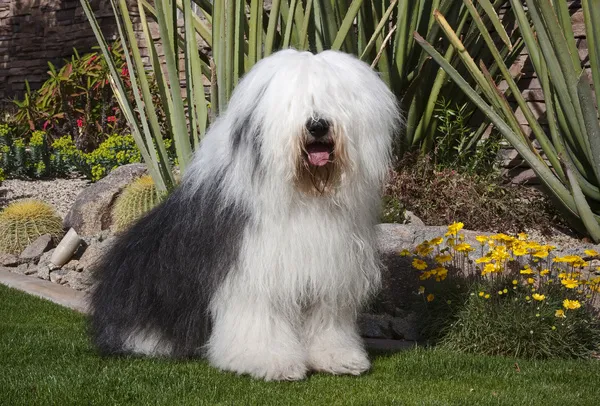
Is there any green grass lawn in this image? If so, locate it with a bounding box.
[1,284,599,406]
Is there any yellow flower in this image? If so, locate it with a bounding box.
[554,255,583,264]
[527,278,535,284]
[555,309,566,318]
[445,221,464,236]
[525,296,531,300]
[584,249,599,257]
[419,271,433,280]
[475,256,492,264]
[558,272,567,279]
[434,267,448,281]
[532,293,546,301]
[398,249,411,257]
[446,237,456,247]
[561,278,579,289]
[418,286,425,294]
[517,232,528,241]
[563,299,582,310]
[475,235,488,245]
[455,243,474,253]
[412,259,428,270]
[482,263,498,276]
[484,294,490,299]
[512,280,518,285]
[512,246,528,256]
[435,254,452,264]
[478,291,484,297]
[503,288,508,294]
[532,249,549,259]
[520,268,534,275]
[491,246,510,262]
[426,293,435,302]
[540,269,550,276]
[414,241,433,256]
[430,237,444,246]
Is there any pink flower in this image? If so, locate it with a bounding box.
[107,116,117,123]
[77,118,84,128]
[43,120,50,130]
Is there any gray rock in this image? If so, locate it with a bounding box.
[14,263,31,275]
[49,268,68,284]
[63,269,93,291]
[64,164,147,236]
[77,237,115,272]
[19,234,53,263]
[390,312,420,341]
[36,265,50,281]
[404,210,425,227]
[0,253,23,267]
[358,314,393,339]
[62,259,80,272]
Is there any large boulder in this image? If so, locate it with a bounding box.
[64,164,147,236]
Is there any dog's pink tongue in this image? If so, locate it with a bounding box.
[306,144,331,166]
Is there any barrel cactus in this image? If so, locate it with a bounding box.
[112,175,161,231]
[0,200,64,254]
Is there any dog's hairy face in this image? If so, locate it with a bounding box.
[294,116,348,196]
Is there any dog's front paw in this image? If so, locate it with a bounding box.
[257,361,308,381]
[308,347,371,376]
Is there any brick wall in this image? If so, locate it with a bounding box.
[0,0,137,107]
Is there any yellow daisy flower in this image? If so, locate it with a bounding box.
[426,294,435,302]
[412,258,428,270]
[532,293,545,301]
[561,278,579,289]
[563,299,581,310]
[555,309,566,318]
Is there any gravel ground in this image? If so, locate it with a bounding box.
[0,176,90,219]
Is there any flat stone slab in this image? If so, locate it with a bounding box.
[0,268,89,313]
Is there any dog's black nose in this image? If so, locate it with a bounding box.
[306,118,330,138]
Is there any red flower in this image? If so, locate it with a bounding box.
[43,120,50,130]
[77,118,84,128]
[121,66,129,77]
[107,116,117,123]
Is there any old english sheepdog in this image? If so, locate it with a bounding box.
[90,49,399,381]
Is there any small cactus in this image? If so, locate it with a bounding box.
[0,200,64,254]
[112,175,161,231]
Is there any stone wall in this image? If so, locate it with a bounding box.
[0,0,136,107]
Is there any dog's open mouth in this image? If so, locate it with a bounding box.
[305,142,334,167]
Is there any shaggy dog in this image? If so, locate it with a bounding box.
[90,49,399,381]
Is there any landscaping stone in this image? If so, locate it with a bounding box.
[49,269,68,284]
[0,253,22,267]
[404,210,424,226]
[64,164,147,236]
[358,314,394,339]
[77,237,115,271]
[19,234,53,263]
[63,269,93,292]
[63,259,80,272]
[14,262,31,275]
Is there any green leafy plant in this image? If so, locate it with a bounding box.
[0,200,64,254]
[433,98,501,175]
[407,223,600,359]
[11,43,133,151]
[80,0,522,194]
[0,131,51,179]
[416,0,600,242]
[112,175,162,231]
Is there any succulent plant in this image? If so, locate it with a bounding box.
[112,175,161,232]
[0,200,64,254]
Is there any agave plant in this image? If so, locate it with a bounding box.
[80,0,521,194]
[415,0,600,241]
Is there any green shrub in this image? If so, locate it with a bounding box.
[0,131,51,179]
[0,200,64,254]
[409,223,600,359]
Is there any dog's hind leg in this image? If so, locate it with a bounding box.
[303,303,371,376]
